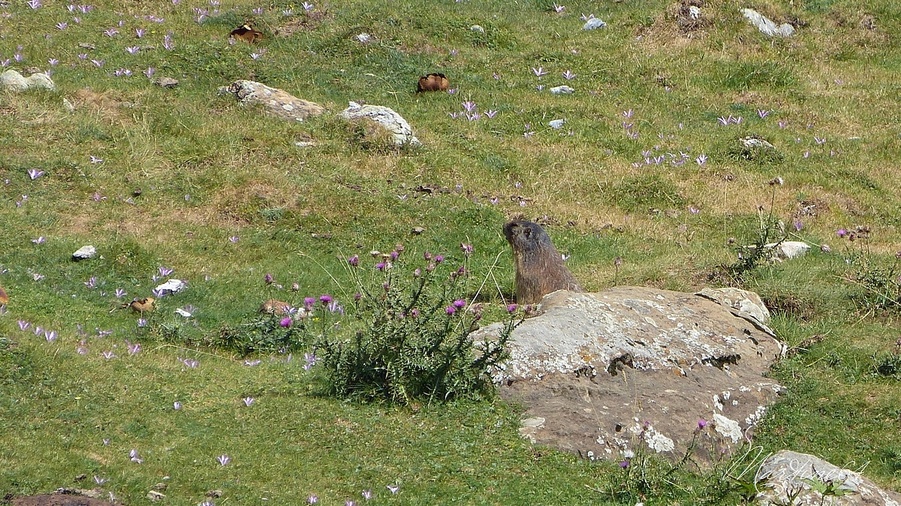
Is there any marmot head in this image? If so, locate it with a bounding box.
[417,73,449,92]
[504,220,551,255]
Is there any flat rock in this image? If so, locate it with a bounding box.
[755,450,901,505]
[0,69,56,92]
[476,287,784,464]
[72,245,97,260]
[154,77,179,88]
[155,278,187,295]
[340,101,420,146]
[549,85,575,95]
[218,80,325,122]
[741,8,795,37]
[9,488,121,506]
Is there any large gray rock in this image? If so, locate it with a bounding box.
[0,69,56,92]
[477,287,784,464]
[755,450,901,505]
[218,80,325,122]
[339,101,420,146]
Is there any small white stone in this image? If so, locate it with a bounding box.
[72,245,97,260]
[354,32,371,43]
[549,85,575,95]
[582,17,607,30]
[470,24,485,33]
[548,119,565,129]
[155,279,187,294]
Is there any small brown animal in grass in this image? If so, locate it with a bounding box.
[417,73,449,93]
[504,220,583,305]
[259,299,292,315]
[128,297,156,314]
[229,24,263,44]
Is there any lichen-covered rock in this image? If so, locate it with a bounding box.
[0,69,56,92]
[339,101,420,146]
[218,80,325,122]
[476,287,784,464]
[755,450,901,505]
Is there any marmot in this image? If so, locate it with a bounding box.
[417,73,449,93]
[229,24,263,44]
[504,220,583,304]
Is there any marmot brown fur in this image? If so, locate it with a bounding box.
[417,73,449,92]
[229,24,263,44]
[504,220,583,304]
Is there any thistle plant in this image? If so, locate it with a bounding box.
[314,245,519,404]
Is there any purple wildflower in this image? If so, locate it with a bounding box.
[303,352,317,370]
[216,454,230,466]
[348,255,359,267]
[243,396,255,407]
[279,316,292,328]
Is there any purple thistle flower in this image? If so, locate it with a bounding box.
[279,316,292,328]
[348,255,359,266]
[460,243,473,256]
[698,418,708,429]
[452,299,466,309]
[375,262,386,271]
[619,460,629,468]
[264,273,274,284]
[319,294,333,305]
[445,305,456,315]
[304,297,315,309]
[837,228,848,238]
[506,304,518,313]
[217,454,230,466]
[434,254,444,264]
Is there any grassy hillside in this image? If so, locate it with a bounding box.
[1,0,899,503]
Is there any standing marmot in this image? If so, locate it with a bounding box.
[504,220,583,305]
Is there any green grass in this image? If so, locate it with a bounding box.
[2,0,901,503]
